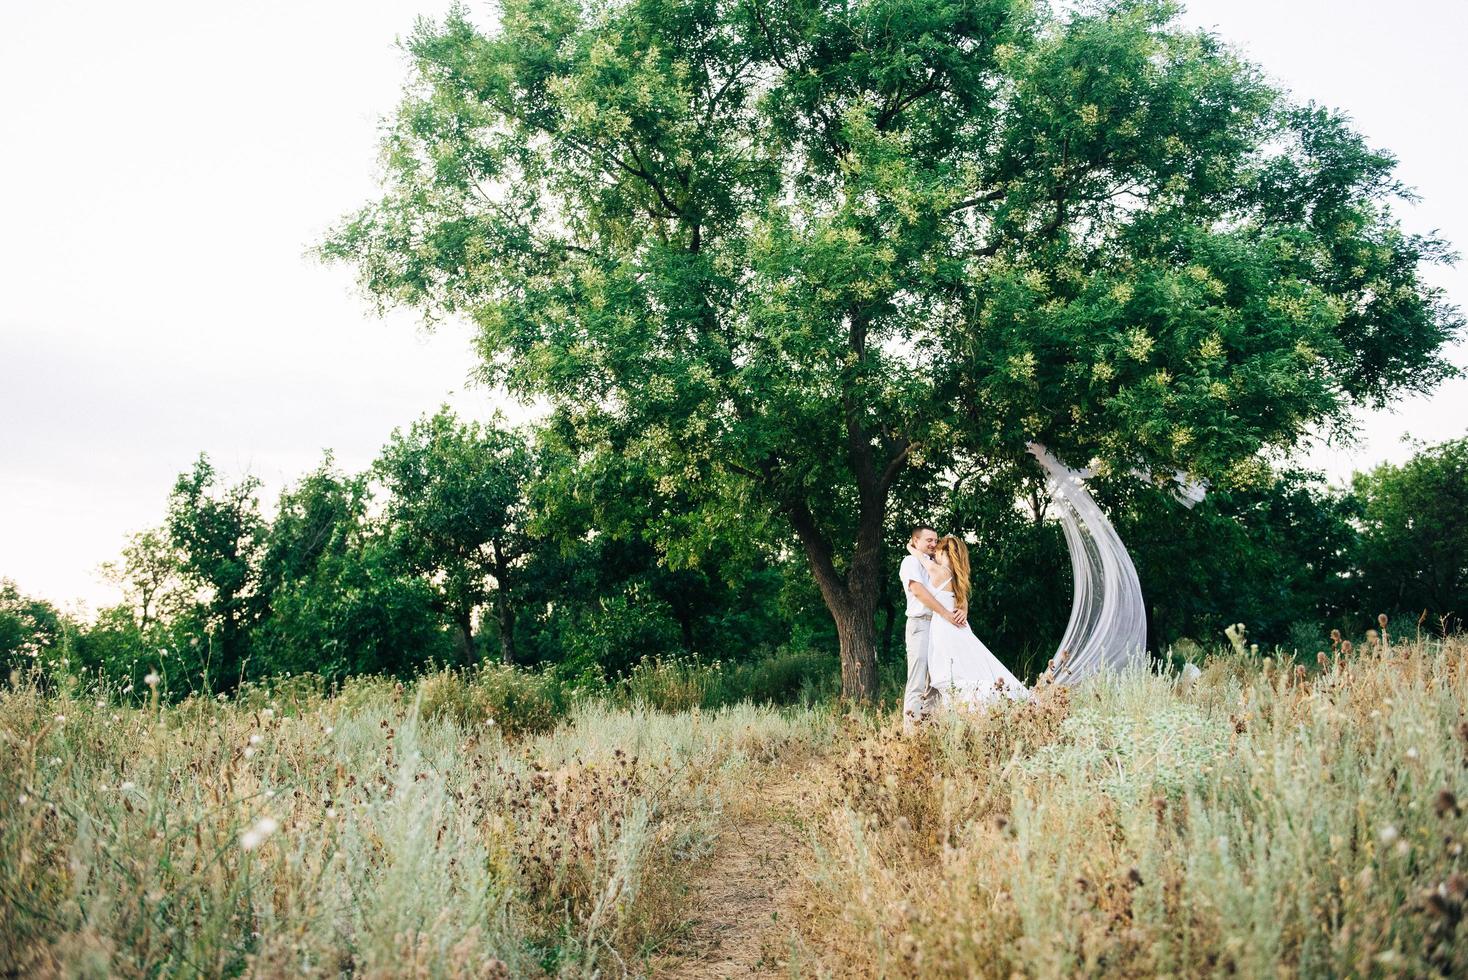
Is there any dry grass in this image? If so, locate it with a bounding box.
[0,673,835,977]
[785,636,1468,977]
[6,635,1467,978]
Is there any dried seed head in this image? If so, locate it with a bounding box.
[1378,613,1389,629]
[1423,890,1452,917]
[1127,867,1144,887]
[1341,641,1353,655]
[1435,789,1461,819]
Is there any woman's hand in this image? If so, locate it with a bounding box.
[906,542,921,557]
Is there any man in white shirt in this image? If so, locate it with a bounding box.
[900,524,967,728]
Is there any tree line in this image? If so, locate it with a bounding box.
[5,409,1465,698]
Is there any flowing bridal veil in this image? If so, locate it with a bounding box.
[1025,442,1150,686]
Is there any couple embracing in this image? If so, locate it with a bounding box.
[900,525,1030,729]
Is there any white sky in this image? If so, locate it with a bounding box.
[2,0,1465,615]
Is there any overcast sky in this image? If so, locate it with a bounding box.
[2,0,1464,615]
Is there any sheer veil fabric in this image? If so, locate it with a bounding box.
[1025,442,1150,686]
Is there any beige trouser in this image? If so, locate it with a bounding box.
[904,615,941,725]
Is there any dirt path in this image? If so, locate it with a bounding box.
[653,758,818,979]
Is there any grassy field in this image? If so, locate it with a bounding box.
[4,636,1467,977]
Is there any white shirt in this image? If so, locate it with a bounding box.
[899,554,932,618]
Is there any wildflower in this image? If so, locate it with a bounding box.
[243,747,256,759]
[18,794,28,805]
[1379,824,1399,844]
[95,700,105,708]
[120,780,135,791]
[1405,747,1419,760]
[264,790,275,799]
[249,734,263,745]
[240,816,280,851]
[262,708,275,719]
[485,718,497,727]
[143,672,159,688]
[122,684,134,694]
[324,726,334,735]
[53,714,66,724]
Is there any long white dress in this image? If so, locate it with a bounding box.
[927,585,1031,708]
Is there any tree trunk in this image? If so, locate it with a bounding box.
[879,590,896,662]
[497,602,516,665]
[788,497,886,703]
[831,593,880,701]
[457,607,475,668]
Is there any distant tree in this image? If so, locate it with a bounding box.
[166,455,266,690]
[1103,467,1357,650]
[0,578,65,677]
[257,456,454,679]
[326,0,1459,699]
[521,417,803,674]
[258,454,366,597]
[99,528,187,632]
[374,409,533,665]
[1351,437,1468,632]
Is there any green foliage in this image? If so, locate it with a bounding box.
[1352,437,1468,632]
[166,454,267,691]
[417,663,567,738]
[256,456,455,680]
[0,579,65,679]
[375,407,534,664]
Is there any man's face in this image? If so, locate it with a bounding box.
[913,529,938,555]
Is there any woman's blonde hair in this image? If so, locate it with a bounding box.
[938,535,971,611]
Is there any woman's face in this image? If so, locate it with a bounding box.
[934,548,951,567]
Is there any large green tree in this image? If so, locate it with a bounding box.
[325,0,1459,698]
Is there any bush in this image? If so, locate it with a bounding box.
[417,663,569,738]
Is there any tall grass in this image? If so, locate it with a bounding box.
[0,671,835,977]
[790,636,1468,977]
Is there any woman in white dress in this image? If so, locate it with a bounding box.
[906,535,1032,708]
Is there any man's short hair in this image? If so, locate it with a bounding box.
[909,523,936,540]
